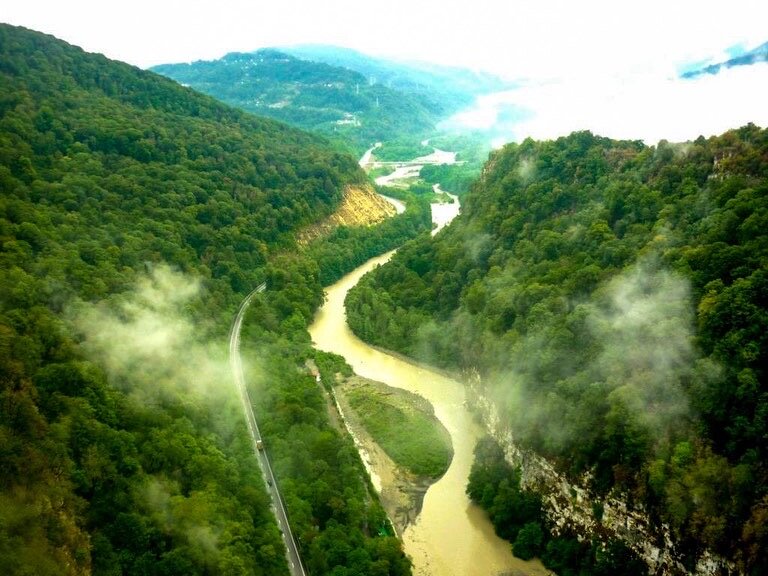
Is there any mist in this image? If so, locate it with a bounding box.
[447,63,768,145]
[67,266,265,559]
[71,265,238,409]
[477,257,709,456]
[589,259,694,431]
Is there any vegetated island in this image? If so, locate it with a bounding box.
[335,375,453,534]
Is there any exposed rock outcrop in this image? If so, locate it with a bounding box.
[466,376,738,576]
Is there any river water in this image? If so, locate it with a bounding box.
[308,261,549,576]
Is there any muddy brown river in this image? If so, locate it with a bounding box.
[308,252,550,576]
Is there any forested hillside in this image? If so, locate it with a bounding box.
[0,24,415,575]
[346,127,768,573]
[152,50,442,155]
[280,44,509,113]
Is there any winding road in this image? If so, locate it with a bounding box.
[229,282,306,576]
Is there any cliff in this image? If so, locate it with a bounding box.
[466,376,738,576]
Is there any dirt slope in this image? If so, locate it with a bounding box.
[298,183,396,244]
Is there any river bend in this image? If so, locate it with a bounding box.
[308,254,549,576]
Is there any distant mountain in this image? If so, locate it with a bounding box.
[281,44,512,111]
[681,41,768,78]
[152,49,444,154]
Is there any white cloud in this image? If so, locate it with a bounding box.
[449,62,768,144]
[4,0,767,144]
[3,0,767,77]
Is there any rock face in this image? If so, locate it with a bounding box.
[466,377,738,576]
[297,183,396,243]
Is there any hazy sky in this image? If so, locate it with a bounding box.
[4,0,766,76]
[3,0,768,143]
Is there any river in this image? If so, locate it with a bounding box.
[308,177,549,575]
[430,184,459,236]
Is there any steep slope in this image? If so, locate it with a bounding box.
[346,127,768,573]
[0,24,412,576]
[152,49,442,154]
[297,183,396,244]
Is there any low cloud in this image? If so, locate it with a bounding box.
[589,259,695,432]
[71,265,235,406]
[447,64,768,145]
[141,478,221,562]
[483,257,710,454]
[71,266,259,558]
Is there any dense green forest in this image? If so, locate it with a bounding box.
[280,44,510,114]
[152,50,443,155]
[0,24,419,575]
[346,127,768,572]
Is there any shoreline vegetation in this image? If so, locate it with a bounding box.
[345,127,768,574]
[344,377,453,479]
[333,375,451,534]
[6,20,767,576]
[0,24,420,576]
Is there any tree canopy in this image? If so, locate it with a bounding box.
[346,126,768,573]
[1,23,415,575]
[152,49,443,155]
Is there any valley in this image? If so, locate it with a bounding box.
[344,128,768,575]
[1,16,767,576]
[309,249,550,576]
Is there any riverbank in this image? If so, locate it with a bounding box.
[308,250,551,576]
[333,375,443,535]
[313,143,547,575]
[297,183,396,244]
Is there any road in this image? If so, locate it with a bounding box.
[229,282,307,576]
[358,142,382,168]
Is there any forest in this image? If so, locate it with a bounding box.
[0,24,421,575]
[5,18,768,576]
[280,44,510,115]
[152,50,443,156]
[346,127,768,573]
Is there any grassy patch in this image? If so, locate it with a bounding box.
[373,141,432,162]
[346,381,452,478]
[368,165,395,179]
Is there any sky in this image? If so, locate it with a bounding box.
[3,0,768,143]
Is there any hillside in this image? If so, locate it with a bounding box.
[346,127,768,573]
[152,49,443,154]
[280,44,511,112]
[297,183,396,244]
[0,24,412,576]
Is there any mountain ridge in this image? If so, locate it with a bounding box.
[152,48,443,154]
[681,41,768,78]
[345,126,768,574]
[0,23,413,576]
[280,43,512,107]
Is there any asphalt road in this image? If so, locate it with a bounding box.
[229,282,307,576]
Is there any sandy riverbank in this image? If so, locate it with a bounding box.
[331,374,443,535]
